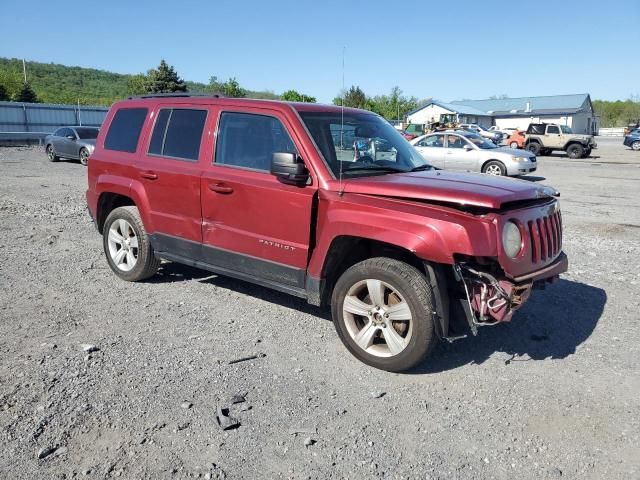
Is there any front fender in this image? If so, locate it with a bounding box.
[307,191,497,278]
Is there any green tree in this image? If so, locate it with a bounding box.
[15,81,39,102]
[221,77,246,98]
[281,89,316,102]
[146,59,187,93]
[0,84,8,101]
[127,73,149,95]
[333,85,367,109]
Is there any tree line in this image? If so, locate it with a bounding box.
[1,57,638,127]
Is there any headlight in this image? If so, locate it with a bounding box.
[513,156,529,162]
[502,221,522,258]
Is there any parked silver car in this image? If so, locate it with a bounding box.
[410,131,537,176]
[44,126,99,166]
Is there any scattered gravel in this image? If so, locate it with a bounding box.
[1,142,639,479]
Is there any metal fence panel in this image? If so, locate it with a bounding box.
[0,101,109,142]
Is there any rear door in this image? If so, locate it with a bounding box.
[134,104,211,255]
[200,107,316,289]
[413,134,445,168]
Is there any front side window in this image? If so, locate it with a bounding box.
[298,110,431,178]
[560,125,573,134]
[547,125,560,134]
[148,108,207,161]
[104,108,148,153]
[58,128,74,138]
[215,112,296,171]
[465,133,497,149]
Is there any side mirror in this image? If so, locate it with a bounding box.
[463,144,473,151]
[66,135,75,140]
[271,152,309,185]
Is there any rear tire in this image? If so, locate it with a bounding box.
[482,160,507,176]
[510,141,519,149]
[566,143,584,159]
[331,258,436,372]
[631,140,640,151]
[46,145,59,162]
[526,142,541,155]
[103,206,160,282]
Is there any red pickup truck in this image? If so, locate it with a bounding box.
[86,94,567,372]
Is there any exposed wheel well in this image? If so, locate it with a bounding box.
[319,236,428,306]
[96,192,136,233]
[481,159,504,171]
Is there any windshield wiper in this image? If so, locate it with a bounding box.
[409,164,434,172]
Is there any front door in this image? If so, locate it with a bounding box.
[545,125,563,148]
[200,108,316,289]
[134,105,211,255]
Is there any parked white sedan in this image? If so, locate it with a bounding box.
[410,131,537,176]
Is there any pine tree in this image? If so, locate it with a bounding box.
[147,60,187,93]
[15,81,39,103]
[0,84,8,101]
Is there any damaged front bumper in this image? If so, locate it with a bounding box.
[454,252,568,334]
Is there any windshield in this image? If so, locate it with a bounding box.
[75,127,99,139]
[465,133,497,149]
[298,111,432,177]
[560,126,573,134]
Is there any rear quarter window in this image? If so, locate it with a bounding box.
[104,108,148,153]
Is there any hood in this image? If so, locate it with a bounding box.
[493,146,535,157]
[343,170,557,210]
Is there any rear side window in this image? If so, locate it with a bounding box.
[104,108,148,153]
[215,112,296,171]
[148,108,207,161]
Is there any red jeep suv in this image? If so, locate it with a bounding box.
[86,94,568,372]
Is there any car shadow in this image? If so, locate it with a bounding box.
[150,262,331,319]
[517,175,546,182]
[149,265,605,374]
[409,279,606,374]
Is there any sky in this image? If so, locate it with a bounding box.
[2,0,639,103]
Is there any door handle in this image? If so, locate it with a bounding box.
[208,182,233,194]
[140,171,158,180]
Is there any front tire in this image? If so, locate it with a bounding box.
[510,141,519,149]
[79,147,90,166]
[46,145,59,162]
[566,143,584,159]
[483,160,507,176]
[331,257,436,372]
[103,206,160,282]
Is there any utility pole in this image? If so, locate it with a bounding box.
[22,59,27,82]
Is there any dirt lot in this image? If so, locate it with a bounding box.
[1,138,639,479]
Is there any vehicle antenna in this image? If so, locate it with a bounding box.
[338,46,345,197]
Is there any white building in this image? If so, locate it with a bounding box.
[407,94,599,135]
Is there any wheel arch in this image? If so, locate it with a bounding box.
[95,177,153,234]
[481,158,505,172]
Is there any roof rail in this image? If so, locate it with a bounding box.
[127,92,225,100]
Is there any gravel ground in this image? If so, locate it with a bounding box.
[0,139,639,479]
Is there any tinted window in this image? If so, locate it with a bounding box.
[547,125,560,134]
[147,109,207,161]
[104,108,148,153]
[215,112,296,171]
[58,128,74,138]
[75,127,99,139]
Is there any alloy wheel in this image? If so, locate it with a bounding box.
[485,164,503,175]
[342,279,413,357]
[107,219,139,272]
